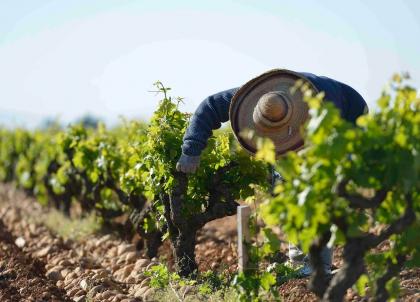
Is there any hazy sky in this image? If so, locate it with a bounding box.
[1,0,419,128]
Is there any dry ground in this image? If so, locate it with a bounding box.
[0,184,419,301]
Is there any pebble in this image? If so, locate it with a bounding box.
[14,237,26,248]
[79,279,88,291]
[107,247,118,257]
[101,290,115,299]
[50,256,63,266]
[88,284,105,296]
[123,264,135,278]
[145,262,158,271]
[60,268,71,279]
[125,276,136,283]
[35,245,52,257]
[73,296,86,302]
[134,286,149,298]
[125,251,138,263]
[143,288,155,301]
[79,257,96,269]
[139,277,150,288]
[65,272,77,282]
[134,259,150,270]
[76,289,85,296]
[93,269,108,279]
[116,293,127,299]
[68,286,80,296]
[117,244,136,256]
[59,259,73,266]
[46,269,63,281]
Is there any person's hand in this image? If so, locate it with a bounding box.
[176,154,201,173]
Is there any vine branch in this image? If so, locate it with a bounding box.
[337,179,388,209]
[367,193,415,248]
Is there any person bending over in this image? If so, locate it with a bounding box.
[176,69,368,276]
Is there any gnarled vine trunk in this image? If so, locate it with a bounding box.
[129,204,164,259]
[172,229,198,277]
[162,167,239,277]
[308,184,416,302]
[322,238,366,302]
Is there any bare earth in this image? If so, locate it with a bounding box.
[0,184,419,301]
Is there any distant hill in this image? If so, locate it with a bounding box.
[0,111,45,129]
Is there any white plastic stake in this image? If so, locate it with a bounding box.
[237,205,251,272]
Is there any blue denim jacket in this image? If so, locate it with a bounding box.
[182,72,368,156]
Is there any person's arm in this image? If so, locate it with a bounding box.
[301,72,368,123]
[177,88,238,173]
[340,83,369,123]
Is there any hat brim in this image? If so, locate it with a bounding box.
[229,69,319,156]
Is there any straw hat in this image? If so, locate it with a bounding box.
[229,69,319,156]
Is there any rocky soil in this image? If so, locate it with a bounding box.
[0,218,71,301]
[0,184,419,301]
[0,186,158,302]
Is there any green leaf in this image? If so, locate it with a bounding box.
[259,272,276,290]
[355,274,369,296]
[385,277,400,301]
[256,138,276,165]
[394,132,407,147]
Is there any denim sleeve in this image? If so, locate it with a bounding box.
[301,72,368,123]
[340,83,369,123]
[300,72,347,119]
[182,87,239,156]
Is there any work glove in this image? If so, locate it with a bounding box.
[176,153,201,173]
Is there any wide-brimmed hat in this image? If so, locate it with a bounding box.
[229,69,319,156]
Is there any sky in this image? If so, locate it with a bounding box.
[0,0,419,128]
